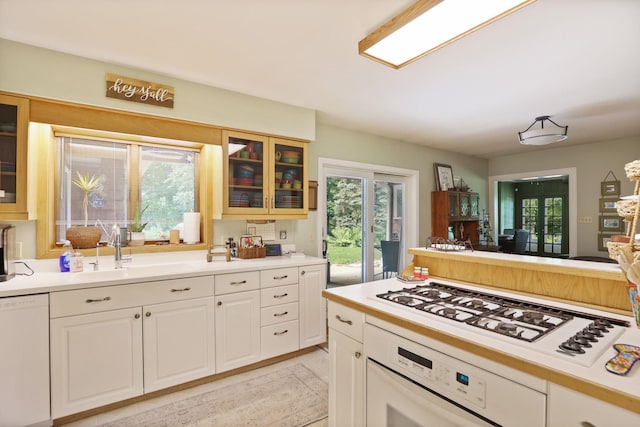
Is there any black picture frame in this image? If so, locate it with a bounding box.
[434,163,454,191]
[599,198,617,214]
[600,181,620,197]
[598,233,614,252]
[598,216,624,233]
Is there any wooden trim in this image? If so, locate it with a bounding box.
[29,97,222,146]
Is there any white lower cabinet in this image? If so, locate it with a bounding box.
[214,290,261,372]
[547,383,640,426]
[299,264,327,348]
[50,307,144,418]
[328,302,365,427]
[143,297,216,392]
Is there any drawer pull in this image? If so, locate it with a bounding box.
[355,351,361,359]
[580,423,595,427]
[274,329,289,336]
[335,315,352,325]
[230,280,247,285]
[146,312,151,317]
[273,275,288,280]
[274,311,289,317]
[85,297,112,303]
[134,313,141,319]
[170,287,191,292]
[273,293,288,299]
[301,270,306,276]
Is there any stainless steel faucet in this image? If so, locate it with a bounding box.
[114,232,132,269]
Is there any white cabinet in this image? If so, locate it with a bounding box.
[143,297,216,392]
[328,302,365,427]
[50,307,144,418]
[215,289,261,372]
[547,383,640,426]
[50,276,214,418]
[299,264,327,348]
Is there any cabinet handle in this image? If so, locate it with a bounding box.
[274,311,288,317]
[580,423,596,427]
[273,293,288,299]
[301,270,306,276]
[217,301,222,306]
[335,315,352,325]
[355,351,361,359]
[170,287,191,292]
[230,280,247,285]
[271,196,274,209]
[274,329,288,336]
[273,275,288,280]
[146,312,151,317]
[134,313,141,319]
[85,297,111,303]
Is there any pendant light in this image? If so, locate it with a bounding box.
[518,115,568,146]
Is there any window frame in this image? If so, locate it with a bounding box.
[28,99,220,259]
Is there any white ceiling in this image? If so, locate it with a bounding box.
[1,0,639,159]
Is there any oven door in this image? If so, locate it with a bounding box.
[367,359,498,427]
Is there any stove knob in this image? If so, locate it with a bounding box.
[586,325,604,337]
[572,335,592,347]
[579,329,598,342]
[595,318,613,329]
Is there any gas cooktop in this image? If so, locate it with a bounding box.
[376,281,630,367]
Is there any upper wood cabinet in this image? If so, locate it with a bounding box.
[431,191,480,243]
[0,94,30,220]
[221,130,308,219]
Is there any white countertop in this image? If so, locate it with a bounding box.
[324,277,640,412]
[1,251,326,298]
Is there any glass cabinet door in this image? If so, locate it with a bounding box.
[224,131,268,214]
[0,94,28,217]
[270,138,307,213]
[448,193,458,218]
[470,193,480,218]
[459,193,470,218]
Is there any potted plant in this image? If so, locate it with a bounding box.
[65,171,103,249]
[129,203,149,246]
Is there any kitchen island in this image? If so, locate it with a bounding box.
[323,249,639,426]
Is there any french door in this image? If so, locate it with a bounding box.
[322,166,407,286]
[519,195,568,256]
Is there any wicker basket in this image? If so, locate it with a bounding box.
[65,226,102,249]
[624,160,640,179]
[237,246,266,259]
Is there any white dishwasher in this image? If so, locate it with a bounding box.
[0,293,51,427]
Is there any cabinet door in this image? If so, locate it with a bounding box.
[548,383,640,426]
[459,192,471,218]
[269,137,308,214]
[299,264,327,348]
[223,130,269,215]
[470,193,480,218]
[328,329,365,427]
[0,94,29,219]
[50,307,143,418]
[143,297,216,393]
[215,290,261,372]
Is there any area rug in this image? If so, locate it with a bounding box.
[102,363,328,427]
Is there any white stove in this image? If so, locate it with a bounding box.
[375,280,629,367]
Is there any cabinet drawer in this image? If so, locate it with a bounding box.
[215,271,260,295]
[261,302,299,326]
[261,320,299,359]
[260,267,298,288]
[260,284,298,307]
[328,302,365,342]
[50,276,213,318]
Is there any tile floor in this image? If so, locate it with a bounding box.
[62,346,329,427]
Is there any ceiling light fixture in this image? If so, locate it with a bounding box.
[518,115,568,146]
[359,0,535,69]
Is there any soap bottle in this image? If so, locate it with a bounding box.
[59,240,73,272]
[70,247,84,273]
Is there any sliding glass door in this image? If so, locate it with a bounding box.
[323,167,406,286]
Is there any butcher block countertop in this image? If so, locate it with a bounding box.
[407,247,632,313]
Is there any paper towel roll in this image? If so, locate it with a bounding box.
[183,212,200,244]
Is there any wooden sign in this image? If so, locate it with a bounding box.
[106,73,174,108]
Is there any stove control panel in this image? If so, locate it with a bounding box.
[394,345,486,408]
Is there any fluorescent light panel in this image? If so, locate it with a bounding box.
[360,0,535,68]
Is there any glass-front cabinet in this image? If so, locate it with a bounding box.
[222,130,308,218]
[0,94,29,219]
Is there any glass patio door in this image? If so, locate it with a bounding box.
[324,168,406,286]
